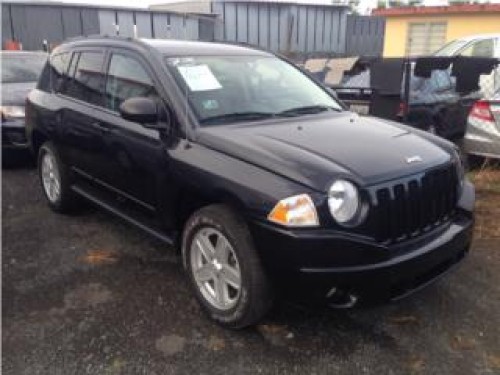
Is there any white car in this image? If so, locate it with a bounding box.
[434,34,500,98]
[434,34,500,58]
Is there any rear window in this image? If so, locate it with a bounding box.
[64,51,105,106]
[1,54,47,84]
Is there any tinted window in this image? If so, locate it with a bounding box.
[1,53,47,83]
[461,39,495,58]
[433,39,468,56]
[105,54,158,112]
[65,51,105,106]
[46,52,71,92]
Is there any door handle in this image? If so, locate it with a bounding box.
[91,121,111,133]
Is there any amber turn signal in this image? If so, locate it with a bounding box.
[267,194,319,227]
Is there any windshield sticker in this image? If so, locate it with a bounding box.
[177,65,222,91]
[202,99,219,110]
[168,57,196,67]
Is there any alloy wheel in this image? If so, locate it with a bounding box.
[190,227,242,311]
[41,151,61,203]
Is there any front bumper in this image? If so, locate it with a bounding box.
[2,118,29,150]
[463,132,500,160]
[249,183,474,306]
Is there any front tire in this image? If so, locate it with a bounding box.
[182,204,273,329]
[38,141,79,213]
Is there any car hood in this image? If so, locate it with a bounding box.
[196,112,452,191]
[1,82,36,105]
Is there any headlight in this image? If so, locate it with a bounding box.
[1,106,25,119]
[268,194,319,227]
[328,180,361,225]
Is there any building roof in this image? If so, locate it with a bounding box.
[373,3,500,17]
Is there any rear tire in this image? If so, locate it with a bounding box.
[38,141,80,213]
[182,204,273,329]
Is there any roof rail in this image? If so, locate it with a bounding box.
[62,34,150,46]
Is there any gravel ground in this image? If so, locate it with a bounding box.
[2,166,500,375]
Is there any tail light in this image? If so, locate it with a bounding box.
[397,102,407,118]
[469,100,494,123]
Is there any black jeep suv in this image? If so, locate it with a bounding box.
[26,37,475,328]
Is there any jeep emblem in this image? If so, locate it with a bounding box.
[406,155,423,164]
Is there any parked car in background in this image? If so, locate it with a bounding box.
[434,34,500,59]
[462,91,500,160]
[336,63,478,139]
[323,35,500,139]
[27,37,474,328]
[404,33,500,138]
[2,51,47,166]
[434,34,500,98]
[400,69,482,140]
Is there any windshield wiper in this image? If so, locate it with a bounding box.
[200,111,276,125]
[278,105,340,117]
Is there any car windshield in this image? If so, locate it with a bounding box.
[165,55,342,125]
[1,54,47,84]
[433,39,469,57]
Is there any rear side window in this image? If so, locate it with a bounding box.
[65,51,105,106]
[105,54,159,112]
[461,39,495,58]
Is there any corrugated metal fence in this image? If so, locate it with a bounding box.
[211,1,349,55]
[1,3,206,51]
[2,2,385,57]
[346,15,385,57]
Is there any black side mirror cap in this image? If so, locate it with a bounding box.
[119,97,169,130]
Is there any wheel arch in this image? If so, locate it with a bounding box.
[174,187,249,247]
[30,129,49,160]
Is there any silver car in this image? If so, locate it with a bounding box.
[463,91,500,160]
[1,51,47,165]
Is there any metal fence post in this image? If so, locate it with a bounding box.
[403,57,411,123]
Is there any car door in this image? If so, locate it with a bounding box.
[90,49,171,214]
[57,49,110,180]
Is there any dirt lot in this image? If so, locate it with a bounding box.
[2,165,500,375]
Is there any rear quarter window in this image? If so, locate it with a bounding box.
[38,52,71,93]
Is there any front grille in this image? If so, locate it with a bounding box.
[367,163,459,244]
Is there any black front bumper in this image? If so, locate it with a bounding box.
[249,183,475,306]
[2,118,29,150]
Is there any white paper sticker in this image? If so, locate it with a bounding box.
[177,65,222,91]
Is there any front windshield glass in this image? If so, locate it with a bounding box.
[1,54,47,83]
[165,55,342,125]
[433,39,468,57]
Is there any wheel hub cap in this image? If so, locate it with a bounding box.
[41,151,61,203]
[190,228,241,311]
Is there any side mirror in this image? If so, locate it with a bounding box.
[119,97,169,130]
